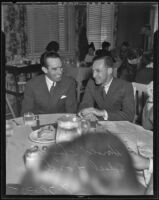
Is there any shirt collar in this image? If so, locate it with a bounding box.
[45,75,56,91]
[103,77,113,88]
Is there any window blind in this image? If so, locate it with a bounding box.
[26,4,75,58]
[87,2,115,50]
[27,5,59,56]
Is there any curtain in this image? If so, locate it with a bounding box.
[3,4,27,60]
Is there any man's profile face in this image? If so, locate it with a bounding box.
[92,59,108,85]
[45,57,63,82]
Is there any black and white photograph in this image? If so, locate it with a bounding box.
[1,1,158,198]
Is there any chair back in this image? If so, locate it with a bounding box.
[76,67,92,103]
[63,64,78,80]
[132,82,148,124]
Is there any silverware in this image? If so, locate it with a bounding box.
[12,119,20,126]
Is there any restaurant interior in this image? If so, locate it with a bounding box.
[3,1,158,196]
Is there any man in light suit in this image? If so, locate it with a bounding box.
[21,51,77,115]
[79,56,135,122]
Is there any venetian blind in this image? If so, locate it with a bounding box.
[87,2,115,50]
[27,5,59,56]
[26,4,75,58]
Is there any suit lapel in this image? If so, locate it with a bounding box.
[49,76,65,105]
[94,78,118,111]
[94,84,106,110]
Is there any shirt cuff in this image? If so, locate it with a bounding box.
[143,158,153,186]
[148,158,153,173]
[103,110,108,120]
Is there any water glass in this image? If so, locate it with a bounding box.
[80,119,90,134]
[23,112,37,127]
[6,120,14,137]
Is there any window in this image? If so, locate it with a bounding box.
[87,2,115,50]
[26,4,75,58]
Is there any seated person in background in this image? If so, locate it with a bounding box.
[21,51,77,115]
[119,41,130,61]
[45,41,59,53]
[142,81,153,130]
[118,48,143,82]
[78,56,135,122]
[18,133,144,195]
[84,42,95,66]
[101,41,112,57]
[95,49,103,57]
[135,52,153,84]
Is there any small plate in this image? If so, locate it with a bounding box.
[29,129,56,144]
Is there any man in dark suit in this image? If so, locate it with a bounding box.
[21,51,77,115]
[79,56,135,122]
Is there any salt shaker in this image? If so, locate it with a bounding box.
[23,146,40,170]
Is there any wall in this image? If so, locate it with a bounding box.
[116,4,152,49]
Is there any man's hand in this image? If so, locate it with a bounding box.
[130,152,150,171]
[147,81,153,101]
[82,113,98,122]
[79,107,105,118]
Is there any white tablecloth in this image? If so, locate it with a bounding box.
[6,114,153,185]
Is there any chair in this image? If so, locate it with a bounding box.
[132,82,148,124]
[76,67,92,103]
[6,94,16,119]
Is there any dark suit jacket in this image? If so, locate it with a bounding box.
[21,75,77,115]
[135,68,153,84]
[79,78,135,122]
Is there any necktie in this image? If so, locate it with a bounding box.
[102,86,107,100]
[50,82,55,96]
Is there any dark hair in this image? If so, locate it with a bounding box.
[18,133,140,195]
[102,41,110,49]
[46,41,59,52]
[121,41,129,47]
[127,48,143,60]
[88,42,95,51]
[93,55,114,68]
[40,51,61,68]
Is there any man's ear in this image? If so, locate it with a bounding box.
[42,66,48,74]
[108,68,113,75]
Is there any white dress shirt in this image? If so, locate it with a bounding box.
[102,78,113,120]
[45,75,56,92]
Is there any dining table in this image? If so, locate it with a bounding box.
[6,114,153,194]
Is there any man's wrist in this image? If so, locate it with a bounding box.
[148,158,153,173]
[147,98,153,103]
[103,110,108,120]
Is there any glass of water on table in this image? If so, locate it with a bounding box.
[23,112,37,127]
[6,120,14,145]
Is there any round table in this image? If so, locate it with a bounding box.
[6,114,153,186]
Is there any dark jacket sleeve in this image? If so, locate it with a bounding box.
[21,82,35,115]
[78,79,95,111]
[107,82,135,122]
[65,79,77,113]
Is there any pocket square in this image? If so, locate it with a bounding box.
[60,95,67,99]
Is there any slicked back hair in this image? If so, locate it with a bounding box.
[93,55,114,68]
[40,51,61,68]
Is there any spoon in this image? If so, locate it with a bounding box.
[12,119,20,126]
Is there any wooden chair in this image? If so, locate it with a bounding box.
[132,82,148,124]
[63,65,92,104]
[6,94,16,119]
[76,67,92,104]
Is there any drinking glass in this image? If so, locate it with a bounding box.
[6,120,14,137]
[80,119,90,134]
[23,112,37,127]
